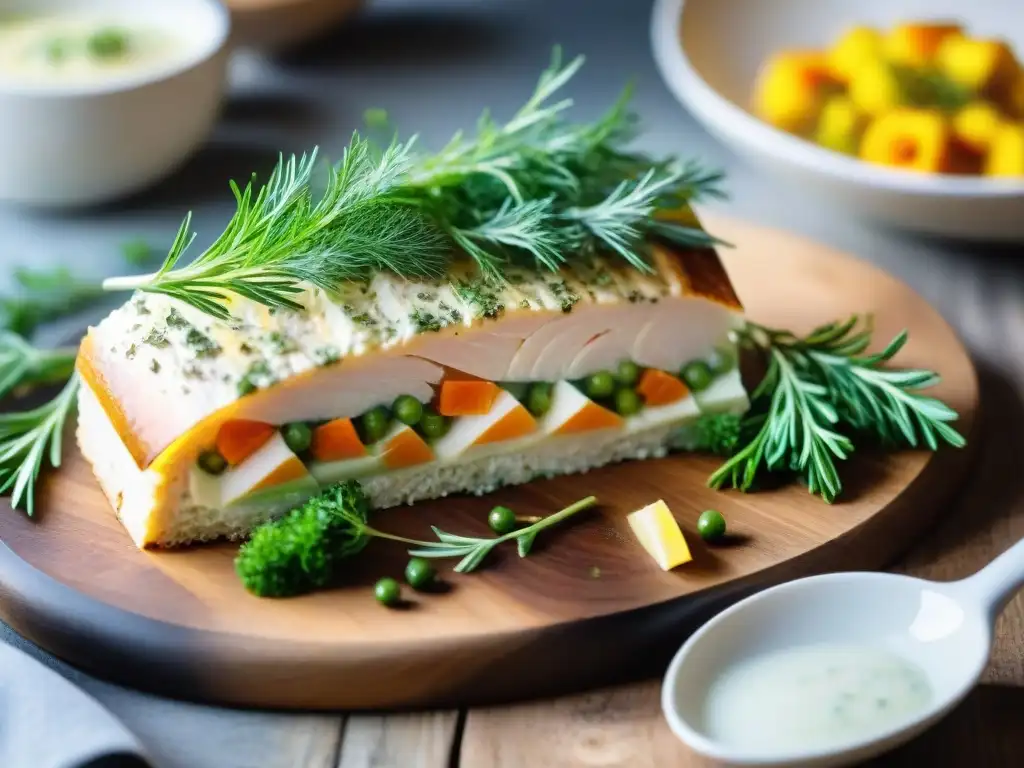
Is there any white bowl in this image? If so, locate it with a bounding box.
[0,0,230,208]
[651,0,1024,241]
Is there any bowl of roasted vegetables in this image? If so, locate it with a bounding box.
[651,0,1024,241]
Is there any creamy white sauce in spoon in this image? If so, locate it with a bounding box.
[702,645,932,754]
[0,14,194,86]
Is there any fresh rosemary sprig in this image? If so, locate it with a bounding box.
[707,316,966,502]
[0,331,77,399]
[103,49,724,321]
[0,373,79,515]
[0,266,104,337]
[406,495,598,572]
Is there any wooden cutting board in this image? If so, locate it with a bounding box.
[0,216,979,710]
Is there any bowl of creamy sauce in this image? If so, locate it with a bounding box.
[0,14,199,88]
[701,644,932,755]
[0,0,229,207]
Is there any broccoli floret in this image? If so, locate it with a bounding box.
[234,480,373,597]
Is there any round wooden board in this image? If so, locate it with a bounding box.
[0,216,979,710]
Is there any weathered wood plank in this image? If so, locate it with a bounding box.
[337,712,459,768]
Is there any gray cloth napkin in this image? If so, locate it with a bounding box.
[0,641,149,768]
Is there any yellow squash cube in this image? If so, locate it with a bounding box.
[884,22,963,67]
[952,101,1003,154]
[626,500,693,571]
[860,109,952,173]
[828,26,883,82]
[936,36,1018,98]
[848,58,907,117]
[753,50,841,135]
[984,122,1024,176]
[815,95,868,155]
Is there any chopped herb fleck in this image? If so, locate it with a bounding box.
[315,346,342,366]
[238,360,273,396]
[239,341,255,355]
[125,343,137,360]
[519,299,531,309]
[267,331,298,354]
[410,309,442,333]
[166,308,189,328]
[150,359,161,373]
[183,363,205,380]
[416,291,437,302]
[454,278,504,320]
[185,328,221,358]
[351,312,378,327]
[133,297,151,315]
[143,329,169,348]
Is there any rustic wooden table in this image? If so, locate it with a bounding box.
[1,1,1022,766]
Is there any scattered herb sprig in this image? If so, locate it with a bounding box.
[0,373,79,516]
[0,266,104,338]
[235,480,597,597]
[102,49,724,322]
[703,316,965,502]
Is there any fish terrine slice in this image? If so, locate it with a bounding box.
[76,242,747,548]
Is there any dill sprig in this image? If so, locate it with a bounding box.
[103,49,725,321]
[707,316,966,502]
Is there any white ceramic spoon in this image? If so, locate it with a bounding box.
[662,538,1024,767]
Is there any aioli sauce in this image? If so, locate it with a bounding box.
[702,645,932,753]
[0,14,191,85]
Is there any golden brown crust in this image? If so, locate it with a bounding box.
[667,243,741,309]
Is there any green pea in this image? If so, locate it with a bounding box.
[404,558,436,591]
[697,509,727,542]
[614,388,643,416]
[359,406,392,444]
[418,407,451,440]
[488,505,517,535]
[282,422,313,454]
[392,395,424,427]
[681,361,714,392]
[710,346,736,376]
[197,449,227,476]
[526,382,553,417]
[87,28,129,59]
[584,371,616,399]
[374,577,402,607]
[615,360,641,387]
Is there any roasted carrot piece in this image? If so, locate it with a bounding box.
[216,420,277,465]
[555,401,623,435]
[637,368,690,407]
[381,427,435,469]
[438,379,501,416]
[311,418,366,462]
[475,403,537,445]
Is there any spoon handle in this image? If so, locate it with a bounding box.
[958,537,1024,620]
